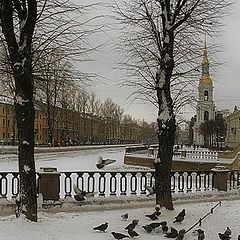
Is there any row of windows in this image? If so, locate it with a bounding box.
[1,119,10,127]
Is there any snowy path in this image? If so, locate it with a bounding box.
[0,199,239,240]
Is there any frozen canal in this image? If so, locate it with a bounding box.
[0,147,126,172]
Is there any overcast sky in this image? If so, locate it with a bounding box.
[77,0,240,123]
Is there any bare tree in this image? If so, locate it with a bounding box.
[0,0,37,221]
[114,0,233,209]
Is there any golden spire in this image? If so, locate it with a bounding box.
[200,35,212,85]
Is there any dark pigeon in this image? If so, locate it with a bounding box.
[165,227,178,238]
[145,213,158,221]
[160,221,169,234]
[125,222,136,231]
[93,222,108,232]
[121,213,129,221]
[111,232,130,240]
[173,214,185,224]
[218,233,231,240]
[128,229,139,238]
[195,229,205,240]
[96,156,116,169]
[224,227,231,236]
[173,209,186,223]
[147,222,161,230]
[142,225,153,233]
[176,229,186,240]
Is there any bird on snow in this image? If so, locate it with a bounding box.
[111,231,130,240]
[173,209,186,223]
[154,206,161,216]
[128,229,139,238]
[175,229,186,240]
[146,222,161,230]
[96,156,116,169]
[145,185,156,196]
[173,214,185,224]
[73,184,89,201]
[125,219,139,231]
[93,222,108,232]
[142,225,153,233]
[121,213,129,221]
[145,213,159,221]
[132,219,139,226]
[164,227,178,238]
[218,232,231,240]
[224,227,232,236]
[160,221,168,234]
[194,229,205,240]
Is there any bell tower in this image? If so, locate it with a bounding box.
[193,39,215,146]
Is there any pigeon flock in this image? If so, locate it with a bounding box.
[92,206,239,239]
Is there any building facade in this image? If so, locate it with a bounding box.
[225,106,240,149]
[193,41,215,146]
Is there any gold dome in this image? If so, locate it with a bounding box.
[200,74,212,85]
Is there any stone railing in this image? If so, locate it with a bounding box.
[0,169,239,201]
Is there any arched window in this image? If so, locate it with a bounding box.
[204,90,209,101]
[204,111,209,121]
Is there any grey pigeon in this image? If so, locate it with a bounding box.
[93,222,108,232]
[145,185,156,196]
[96,156,116,169]
[111,232,129,239]
[73,185,87,201]
[121,213,129,221]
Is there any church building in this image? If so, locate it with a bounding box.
[193,41,215,146]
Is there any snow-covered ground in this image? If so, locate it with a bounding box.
[0,198,239,240]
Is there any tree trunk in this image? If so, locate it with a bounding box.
[0,0,38,221]
[155,117,175,210]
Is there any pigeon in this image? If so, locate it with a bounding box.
[96,156,116,169]
[146,185,156,196]
[145,213,159,220]
[165,227,178,238]
[173,214,185,223]
[142,225,153,233]
[93,222,108,232]
[121,213,129,221]
[73,184,87,201]
[160,221,168,234]
[176,229,186,240]
[128,229,139,238]
[125,221,137,231]
[147,222,161,230]
[132,219,139,226]
[111,232,130,239]
[224,227,231,236]
[194,229,205,240]
[218,233,231,240]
